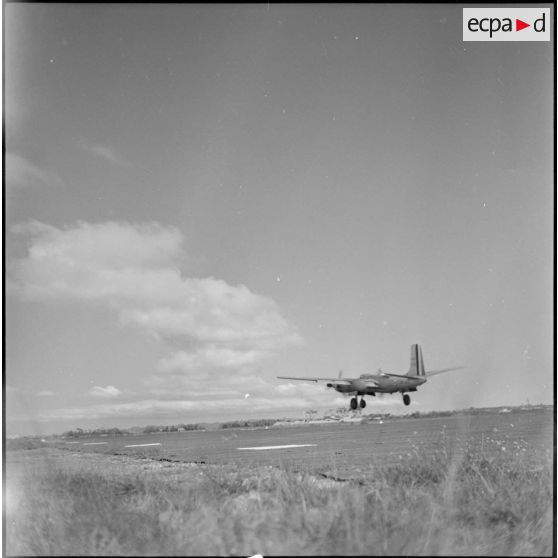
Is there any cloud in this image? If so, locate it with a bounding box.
[11,220,184,272]
[155,347,273,375]
[9,220,303,400]
[79,139,130,167]
[36,390,55,397]
[5,153,60,192]
[9,220,301,348]
[88,385,122,398]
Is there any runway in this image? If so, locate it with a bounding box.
[54,408,553,477]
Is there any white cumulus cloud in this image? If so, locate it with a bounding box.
[9,221,300,346]
[9,220,303,395]
[156,346,272,374]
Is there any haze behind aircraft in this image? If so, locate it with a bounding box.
[277,344,463,410]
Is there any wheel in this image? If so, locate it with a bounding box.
[350,397,358,410]
[403,394,411,406]
[360,399,366,409]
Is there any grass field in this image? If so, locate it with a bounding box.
[5,427,554,556]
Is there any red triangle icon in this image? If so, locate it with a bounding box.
[516,19,530,31]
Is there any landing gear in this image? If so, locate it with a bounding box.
[403,393,411,406]
[350,396,366,410]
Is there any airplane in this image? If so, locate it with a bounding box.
[277,344,463,410]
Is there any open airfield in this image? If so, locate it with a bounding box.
[5,406,555,556]
[43,406,553,474]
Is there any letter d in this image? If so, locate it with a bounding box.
[534,13,545,32]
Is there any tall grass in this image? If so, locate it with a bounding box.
[6,439,553,556]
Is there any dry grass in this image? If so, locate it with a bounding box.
[5,436,554,556]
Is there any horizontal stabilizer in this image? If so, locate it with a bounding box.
[381,372,411,379]
[425,366,464,378]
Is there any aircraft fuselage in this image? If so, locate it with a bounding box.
[326,373,426,395]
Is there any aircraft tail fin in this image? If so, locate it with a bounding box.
[407,344,425,377]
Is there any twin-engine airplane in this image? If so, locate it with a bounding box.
[277,344,463,410]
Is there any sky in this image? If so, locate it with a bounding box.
[5,3,554,436]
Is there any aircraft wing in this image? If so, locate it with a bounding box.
[425,367,464,378]
[277,376,353,384]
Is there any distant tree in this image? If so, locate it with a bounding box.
[143,425,160,434]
